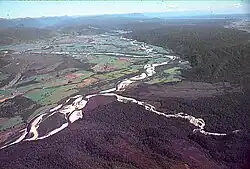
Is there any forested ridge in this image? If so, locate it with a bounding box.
[125,22,250,89]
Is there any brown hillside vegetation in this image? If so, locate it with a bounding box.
[0,27,56,45]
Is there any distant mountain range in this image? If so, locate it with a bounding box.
[0,12,249,29]
[0,16,72,29]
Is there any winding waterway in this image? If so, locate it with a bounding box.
[0,33,239,150]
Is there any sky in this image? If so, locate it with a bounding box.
[0,0,249,19]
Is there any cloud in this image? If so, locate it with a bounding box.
[233,3,242,8]
[166,4,178,9]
